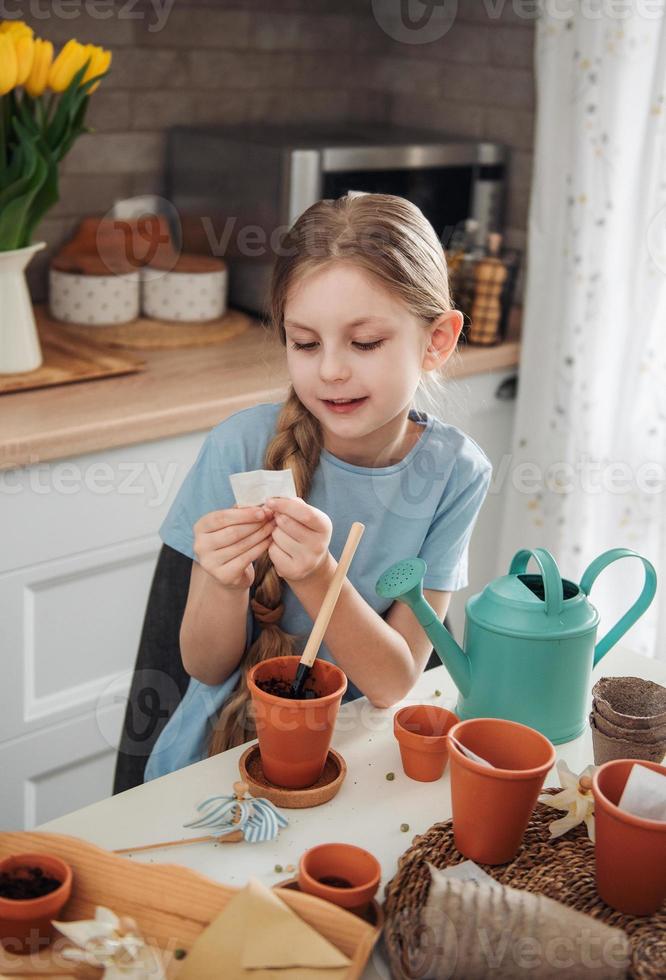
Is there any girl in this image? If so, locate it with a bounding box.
[144,192,492,781]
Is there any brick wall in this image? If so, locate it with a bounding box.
[21,0,535,300]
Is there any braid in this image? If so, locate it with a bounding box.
[207,387,322,755]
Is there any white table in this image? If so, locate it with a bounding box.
[40,646,666,979]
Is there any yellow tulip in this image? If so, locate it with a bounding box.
[0,20,34,40]
[25,38,53,98]
[48,38,88,93]
[13,32,35,85]
[0,33,18,95]
[81,44,111,93]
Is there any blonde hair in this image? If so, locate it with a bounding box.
[207,192,456,755]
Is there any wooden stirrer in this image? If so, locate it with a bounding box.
[290,521,365,698]
[112,781,249,855]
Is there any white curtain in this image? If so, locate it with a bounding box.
[498,5,666,661]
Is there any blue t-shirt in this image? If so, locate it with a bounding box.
[144,401,492,781]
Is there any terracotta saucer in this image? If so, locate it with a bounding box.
[238,744,346,809]
[274,877,384,930]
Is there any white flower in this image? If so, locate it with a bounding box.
[538,760,597,842]
[53,906,166,978]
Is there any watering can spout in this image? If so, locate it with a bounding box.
[375,558,472,698]
[422,612,472,698]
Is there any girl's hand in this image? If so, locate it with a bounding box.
[193,506,274,591]
[264,497,332,582]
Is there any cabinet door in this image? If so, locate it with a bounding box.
[0,431,205,828]
[0,703,126,829]
[416,369,517,642]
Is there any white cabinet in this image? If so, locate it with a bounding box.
[417,368,518,643]
[0,431,206,829]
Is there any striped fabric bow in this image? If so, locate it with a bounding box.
[183,792,288,844]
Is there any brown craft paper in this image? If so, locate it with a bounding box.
[175,877,350,980]
[421,872,630,979]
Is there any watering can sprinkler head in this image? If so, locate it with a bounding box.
[375,558,428,606]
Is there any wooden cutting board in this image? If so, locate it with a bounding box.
[35,306,255,352]
[0,322,144,396]
[0,832,379,979]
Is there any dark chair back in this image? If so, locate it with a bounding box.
[112,545,193,795]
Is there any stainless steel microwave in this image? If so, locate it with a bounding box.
[167,123,507,315]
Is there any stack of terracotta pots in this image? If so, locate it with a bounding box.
[590,676,666,764]
[49,216,227,325]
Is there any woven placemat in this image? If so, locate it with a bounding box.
[383,791,664,980]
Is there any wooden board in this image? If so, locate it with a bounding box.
[0,323,144,396]
[0,832,380,979]
[38,306,255,351]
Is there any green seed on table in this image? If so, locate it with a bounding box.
[400,823,410,833]
[434,690,442,697]
[274,864,283,873]
[386,772,395,781]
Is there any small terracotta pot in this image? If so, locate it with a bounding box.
[0,853,73,955]
[248,656,347,790]
[589,712,666,766]
[394,705,458,781]
[592,677,666,731]
[447,718,556,865]
[298,843,381,913]
[592,759,666,915]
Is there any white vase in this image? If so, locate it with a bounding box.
[0,241,46,374]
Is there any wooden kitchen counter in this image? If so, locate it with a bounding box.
[0,309,521,471]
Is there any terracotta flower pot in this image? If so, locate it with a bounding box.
[0,853,73,955]
[394,705,458,782]
[298,843,381,913]
[447,718,556,865]
[592,759,666,916]
[248,656,347,790]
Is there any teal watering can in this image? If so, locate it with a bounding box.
[376,548,657,744]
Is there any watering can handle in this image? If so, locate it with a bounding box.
[508,548,564,617]
[580,549,657,666]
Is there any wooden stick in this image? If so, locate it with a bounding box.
[112,780,250,854]
[112,829,243,855]
[300,521,365,669]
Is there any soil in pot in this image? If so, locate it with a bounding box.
[318,876,353,888]
[255,677,320,700]
[0,866,62,901]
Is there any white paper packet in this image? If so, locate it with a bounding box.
[229,469,297,507]
[449,734,495,768]
[429,860,498,886]
[617,763,666,821]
